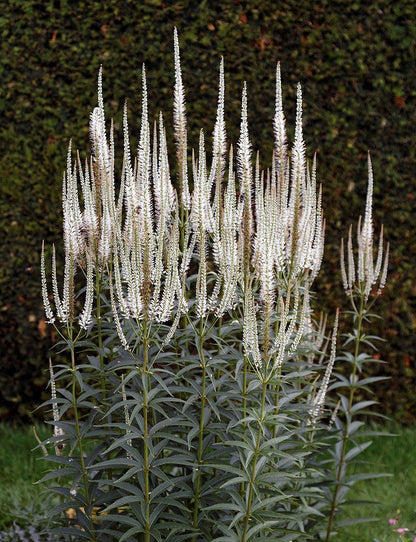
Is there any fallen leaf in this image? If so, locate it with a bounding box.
[38,319,46,337]
[394,95,406,107]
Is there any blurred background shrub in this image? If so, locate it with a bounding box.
[0,0,414,423]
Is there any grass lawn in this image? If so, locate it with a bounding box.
[0,423,51,531]
[0,423,415,540]
[333,425,416,541]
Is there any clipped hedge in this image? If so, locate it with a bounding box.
[1,0,415,422]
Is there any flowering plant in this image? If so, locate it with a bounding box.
[39,30,389,541]
[374,515,416,542]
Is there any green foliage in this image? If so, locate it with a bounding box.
[37,296,333,540]
[319,308,391,539]
[3,422,415,541]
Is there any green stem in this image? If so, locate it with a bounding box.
[272,366,282,440]
[142,322,151,542]
[212,316,223,484]
[192,317,207,540]
[240,277,251,498]
[241,379,268,542]
[70,334,97,541]
[325,295,365,541]
[239,353,250,500]
[242,356,248,424]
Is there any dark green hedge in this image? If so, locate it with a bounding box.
[1,0,415,422]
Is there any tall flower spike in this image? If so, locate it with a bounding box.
[311,179,325,280]
[210,58,227,268]
[300,159,325,281]
[341,154,388,299]
[196,241,207,319]
[122,101,134,201]
[79,253,94,330]
[51,244,64,322]
[151,114,175,317]
[90,69,118,263]
[78,153,99,255]
[292,83,305,185]
[347,224,355,291]
[237,82,252,199]
[374,223,384,280]
[127,242,144,319]
[97,64,104,111]
[310,309,339,425]
[194,130,208,318]
[274,62,287,172]
[191,129,211,233]
[306,311,329,366]
[173,28,190,210]
[109,271,129,349]
[61,249,75,322]
[209,57,227,190]
[212,146,241,316]
[288,285,311,356]
[243,289,261,370]
[237,82,253,278]
[138,64,151,190]
[63,142,84,261]
[274,296,289,370]
[340,237,348,292]
[112,243,130,318]
[378,241,389,293]
[122,100,136,246]
[358,153,374,289]
[135,66,154,267]
[49,359,65,455]
[41,241,55,324]
[287,84,306,272]
[341,225,355,295]
[154,112,175,226]
[158,203,181,322]
[173,28,186,140]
